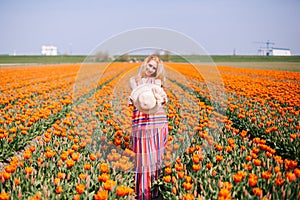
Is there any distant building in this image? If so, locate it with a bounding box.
[258,47,291,56]
[271,48,291,56]
[41,45,58,55]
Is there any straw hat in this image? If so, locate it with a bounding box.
[130,84,162,114]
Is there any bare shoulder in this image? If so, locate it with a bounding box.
[129,76,138,89]
[154,79,162,86]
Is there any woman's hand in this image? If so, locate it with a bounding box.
[152,87,167,105]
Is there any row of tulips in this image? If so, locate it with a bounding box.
[0,63,112,161]
[0,65,82,160]
[168,63,299,162]
[220,67,299,163]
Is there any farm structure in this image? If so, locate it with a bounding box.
[271,48,292,56]
[41,45,58,56]
[258,47,291,56]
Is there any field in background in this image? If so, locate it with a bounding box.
[0,55,300,71]
[0,55,86,65]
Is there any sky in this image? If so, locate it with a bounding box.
[1,0,300,55]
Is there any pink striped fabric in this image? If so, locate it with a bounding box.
[130,77,168,199]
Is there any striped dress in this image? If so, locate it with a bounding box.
[131,77,168,200]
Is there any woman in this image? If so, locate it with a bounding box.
[129,55,168,199]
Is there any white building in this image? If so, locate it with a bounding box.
[271,48,291,56]
[258,47,291,56]
[41,45,58,55]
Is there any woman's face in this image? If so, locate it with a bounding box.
[145,60,158,77]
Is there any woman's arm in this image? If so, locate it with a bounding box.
[129,77,137,90]
[152,86,168,106]
[154,79,162,87]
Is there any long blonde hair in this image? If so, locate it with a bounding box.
[138,55,166,86]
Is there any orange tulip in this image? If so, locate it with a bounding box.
[192,164,201,171]
[248,177,257,187]
[216,155,223,162]
[60,152,68,161]
[57,172,66,179]
[98,173,110,182]
[212,170,217,177]
[99,163,109,173]
[116,186,127,197]
[23,150,32,159]
[172,187,177,195]
[24,167,33,175]
[75,184,85,194]
[253,187,263,197]
[54,178,60,185]
[183,182,193,190]
[56,186,63,194]
[5,165,16,173]
[192,154,202,164]
[66,159,75,168]
[103,180,116,191]
[234,173,243,183]
[73,194,80,200]
[94,190,108,200]
[294,168,300,178]
[246,155,252,161]
[253,159,261,166]
[89,153,97,161]
[178,171,185,179]
[79,173,86,180]
[0,192,10,200]
[185,176,192,183]
[175,163,183,171]
[286,172,296,182]
[183,193,195,200]
[206,162,213,169]
[218,188,231,198]
[165,167,172,175]
[84,163,91,170]
[228,138,234,145]
[71,152,80,161]
[214,144,223,151]
[14,178,20,185]
[262,171,272,179]
[45,150,55,159]
[163,175,171,183]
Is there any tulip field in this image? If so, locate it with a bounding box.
[0,62,299,200]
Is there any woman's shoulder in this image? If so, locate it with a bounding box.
[154,78,162,86]
[131,76,162,86]
[130,76,138,81]
[140,77,161,85]
[130,76,139,89]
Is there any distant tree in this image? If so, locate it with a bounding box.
[154,50,161,56]
[154,50,171,62]
[163,50,171,62]
[95,51,110,62]
[118,53,130,62]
